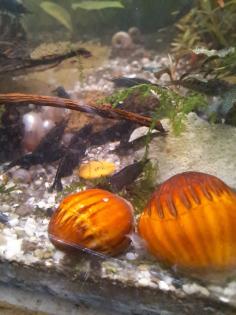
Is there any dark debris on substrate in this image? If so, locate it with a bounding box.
[2,115,161,194]
[0,105,24,164]
[0,77,165,195]
[5,75,233,197]
[0,211,9,225]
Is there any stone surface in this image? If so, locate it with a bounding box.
[135,113,236,189]
[1,252,236,315]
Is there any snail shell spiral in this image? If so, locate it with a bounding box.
[111,31,133,50]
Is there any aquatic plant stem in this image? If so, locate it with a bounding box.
[0,93,165,132]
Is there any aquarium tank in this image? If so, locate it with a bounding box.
[0,0,236,314]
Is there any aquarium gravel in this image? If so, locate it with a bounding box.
[0,113,236,314]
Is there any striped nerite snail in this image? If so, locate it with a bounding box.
[48,188,134,256]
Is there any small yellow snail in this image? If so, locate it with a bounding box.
[138,172,236,270]
[77,160,116,179]
[48,189,134,256]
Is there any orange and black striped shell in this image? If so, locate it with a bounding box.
[138,172,236,270]
[48,189,134,256]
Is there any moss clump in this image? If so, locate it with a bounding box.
[119,160,158,214]
[103,83,207,135]
[56,181,86,200]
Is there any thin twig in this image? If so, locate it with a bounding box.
[0,93,165,132]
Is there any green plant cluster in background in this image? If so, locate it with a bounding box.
[23,0,192,41]
[192,47,236,79]
[172,0,236,53]
[176,47,236,124]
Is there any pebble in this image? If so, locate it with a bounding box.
[137,270,153,287]
[24,218,37,237]
[3,238,23,259]
[126,252,138,260]
[159,280,171,291]
[3,227,16,238]
[8,217,19,226]
[34,248,53,259]
[53,250,65,264]
[14,227,26,238]
[22,239,38,253]
[11,168,32,184]
[182,283,210,297]
[34,179,42,186]
[0,235,6,246]
[1,204,11,212]
[15,204,33,217]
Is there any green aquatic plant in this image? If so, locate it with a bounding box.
[103,86,139,108]
[77,54,85,86]
[40,2,73,31]
[72,1,124,11]
[172,0,236,52]
[192,47,236,79]
[0,183,16,194]
[104,83,207,135]
[56,181,86,201]
[120,160,158,214]
[39,0,124,32]
[150,86,207,134]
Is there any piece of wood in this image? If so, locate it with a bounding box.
[0,48,91,74]
[0,93,165,132]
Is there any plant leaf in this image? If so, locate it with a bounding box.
[72,1,124,11]
[40,2,72,31]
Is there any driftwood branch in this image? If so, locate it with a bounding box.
[0,93,165,132]
[0,48,91,74]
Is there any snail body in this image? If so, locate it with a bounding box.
[48,189,134,256]
[138,172,236,270]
